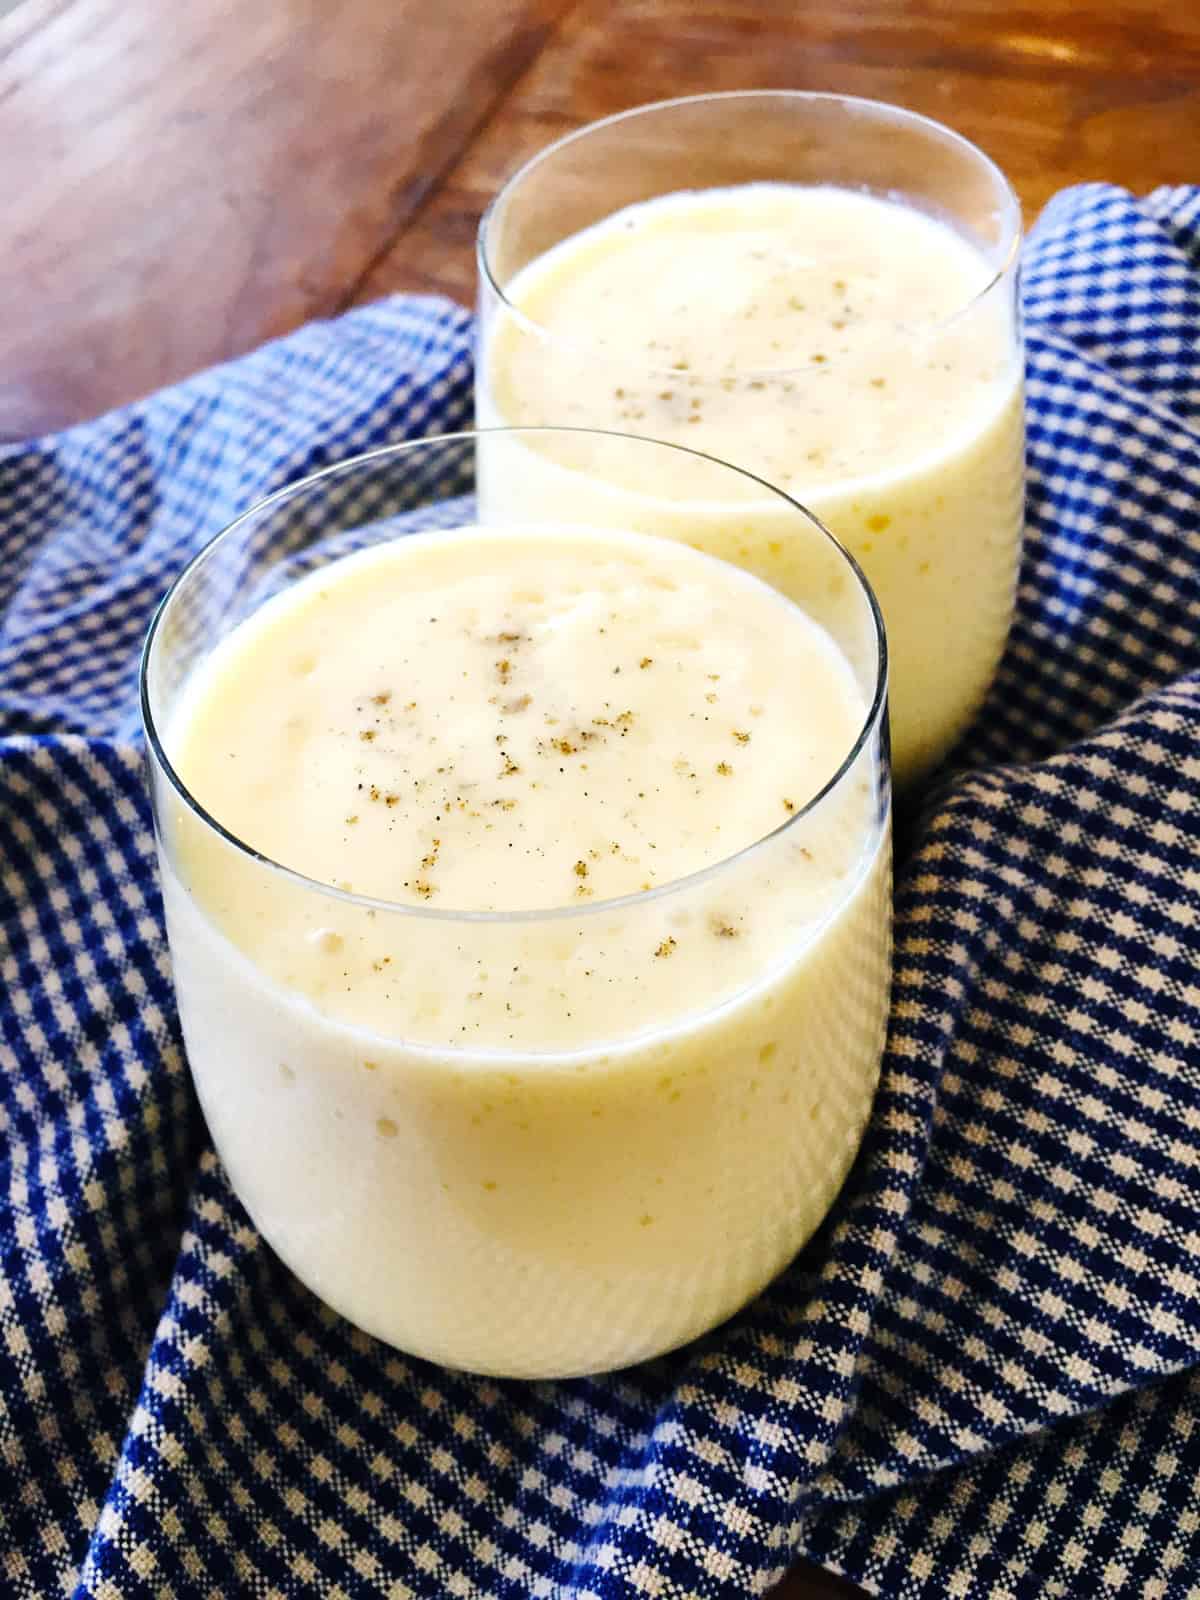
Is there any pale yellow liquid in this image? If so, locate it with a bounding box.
[161,526,890,1376]
[479,183,1025,784]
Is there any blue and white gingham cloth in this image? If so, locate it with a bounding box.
[2,183,1199,1599]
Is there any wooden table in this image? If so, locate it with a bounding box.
[3,0,1198,443]
[2,2,1196,1593]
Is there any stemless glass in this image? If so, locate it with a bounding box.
[476,91,1025,787]
[142,430,891,1380]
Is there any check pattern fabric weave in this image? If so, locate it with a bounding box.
[2,184,1199,1599]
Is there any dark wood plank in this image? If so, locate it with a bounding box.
[361,0,1200,307]
[766,1559,872,1600]
[0,0,571,437]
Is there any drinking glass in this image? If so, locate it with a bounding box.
[142,430,891,1378]
[477,91,1024,786]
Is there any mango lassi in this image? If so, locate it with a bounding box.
[478,182,1025,784]
[155,523,890,1377]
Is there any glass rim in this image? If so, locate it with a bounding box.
[477,88,1023,380]
[141,426,889,926]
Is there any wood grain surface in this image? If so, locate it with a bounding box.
[3,0,1198,439]
[364,0,1200,306]
[2,1,1197,1593]
[0,0,569,437]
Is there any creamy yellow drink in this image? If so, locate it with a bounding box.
[478,183,1025,784]
[160,525,890,1377]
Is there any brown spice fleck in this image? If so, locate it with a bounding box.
[412,881,435,900]
[555,738,578,756]
[371,691,392,706]
[359,730,376,742]
[639,657,653,669]
[710,917,739,939]
[732,730,751,744]
[574,860,588,879]
[654,937,677,959]
[496,659,512,683]
[716,762,733,776]
[782,797,795,812]
[345,815,359,825]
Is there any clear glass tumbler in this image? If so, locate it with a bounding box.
[142,430,891,1378]
[477,91,1025,787]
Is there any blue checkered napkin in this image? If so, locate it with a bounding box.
[1,185,1198,1600]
